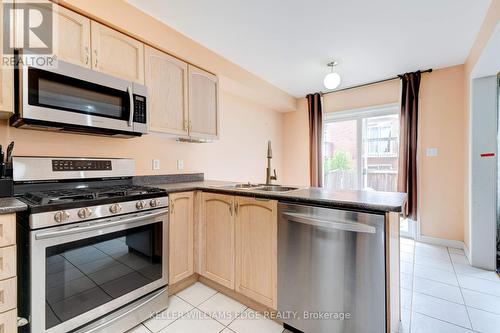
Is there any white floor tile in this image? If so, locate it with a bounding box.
[401,288,412,309]
[414,255,454,272]
[143,295,194,332]
[401,261,414,274]
[414,264,459,286]
[468,307,500,333]
[401,243,415,254]
[401,238,415,246]
[412,293,471,329]
[401,252,414,264]
[228,309,284,333]
[413,276,464,304]
[221,329,236,333]
[198,292,247,325]
[401,308,411,332]
[411,312,472,333]
[462,288,500,315]
[449,254,468,265]
[457,274,500,297]
[158,309,225,333]
[176,282,218,306]
[401,273,414,290]
[126,324,151,333]
[415,246,450,261]
[453,263,500,282]
[447,248,465,255]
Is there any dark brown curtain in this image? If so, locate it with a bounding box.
[306,93,323,187]
[398,71,421,220]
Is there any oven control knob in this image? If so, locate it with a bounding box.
[77,208,92,219]
[54,211,70,223]
[109,204,122,214]
[150,199,161,208]
[136,201,146,210]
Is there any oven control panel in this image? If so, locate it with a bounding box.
[52,160,112,172]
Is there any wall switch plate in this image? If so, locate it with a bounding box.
[426,148,438,157]
[152,159,160,170]
[177,160,184,170]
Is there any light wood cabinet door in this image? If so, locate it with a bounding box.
[0,308,17,333]
[0,2,13,117]
[188,65,219,139]
[145,46,189,136]
[201,193,234,289]
[169,192,194,284]
[54,4,91,68]
[0,215,15,248]
[91,21,144,84]
[235,197,277,309]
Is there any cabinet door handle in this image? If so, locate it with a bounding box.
[235,202,239,216]
[84,46,89,65]
[229,202,233,216]
[94,49,98,67]
[170,202,174,214]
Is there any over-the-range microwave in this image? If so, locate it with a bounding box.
[10,59,148,138]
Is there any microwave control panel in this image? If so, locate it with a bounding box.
[133,95,147,124]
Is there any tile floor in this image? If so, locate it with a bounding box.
[399,238,500,333]
[126,238,500,333]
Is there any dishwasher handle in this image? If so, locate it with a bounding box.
[281,211,376,234]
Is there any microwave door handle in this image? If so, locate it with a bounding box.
[127,85,134,127]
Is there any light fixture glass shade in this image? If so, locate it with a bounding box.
[323,72,341,89]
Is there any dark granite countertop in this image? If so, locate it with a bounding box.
[0,197,28,214]
[141,180,407,214]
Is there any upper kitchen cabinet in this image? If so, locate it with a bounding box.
[145,46,189,136]
[0,2,13,117]
[201,193,234,289]
[188,65,219,139]
[91,21,145,84]
[235,197,277,309]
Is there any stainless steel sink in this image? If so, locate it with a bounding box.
[218,183,262,189]
[254,185,299,193]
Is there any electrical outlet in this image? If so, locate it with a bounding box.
[152,159,160,170]
[177,160,184,170]
[426,148,438,157]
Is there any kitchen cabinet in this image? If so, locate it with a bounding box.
[188,65,219,139]
[235,197,277,309]
[91,21,145,84]
[169,192,194,284]
[200,193,235,289]
[0,2,13,118]
[0,214,16,329]
[145,46,189,136]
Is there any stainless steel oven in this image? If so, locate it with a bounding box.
[22,208,168,333]
[11,59,148,137]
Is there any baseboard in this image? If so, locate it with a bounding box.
[417,234,466,250]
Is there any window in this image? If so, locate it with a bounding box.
[323,104,399,192]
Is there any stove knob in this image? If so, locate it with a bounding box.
[150,199,161,208]
[54,211,70,223]
[109,204,122,214]
[136,201,146,210]
[77,208,92,219]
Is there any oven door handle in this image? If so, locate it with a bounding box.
[35,209,168,240]
[127,85,134,127]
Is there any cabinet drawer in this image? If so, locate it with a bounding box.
[0,278,16,313]
[0,215,15,247]
[0,247,15,281]
[0,308,16,333]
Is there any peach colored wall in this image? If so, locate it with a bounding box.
[463,0,500,250]
[0,0,290,182]
[0,92,283,182]
[282,66,467,242]
[418,65,466,241]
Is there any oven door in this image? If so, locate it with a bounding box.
[30,209,168,333]
[19,60,148,134]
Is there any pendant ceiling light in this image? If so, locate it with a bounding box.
[323,61,341,90]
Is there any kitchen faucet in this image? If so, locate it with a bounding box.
[266,140,277,185]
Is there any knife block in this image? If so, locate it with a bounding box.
[0,178,13,197]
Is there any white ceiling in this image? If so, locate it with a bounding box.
[127,0,492,97]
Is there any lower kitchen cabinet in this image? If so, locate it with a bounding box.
[200,193,235,289]
[235,197,277,309]
[0,214,17,329]
[169,192,194,284]
[200,193,278,309]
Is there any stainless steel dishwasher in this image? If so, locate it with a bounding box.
[278,203,386,333]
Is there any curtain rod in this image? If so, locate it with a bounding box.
[320,68,432,96]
